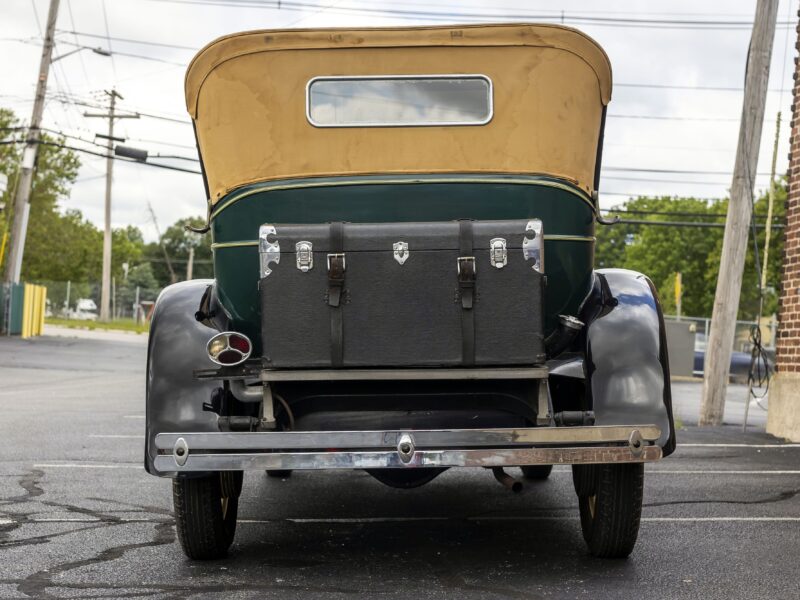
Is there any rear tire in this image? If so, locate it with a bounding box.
[266,469,293,479]
[173,472,241,560]
[520,465,553,480]
[576,463,643,558]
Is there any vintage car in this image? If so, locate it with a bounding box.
[146,23,675,560]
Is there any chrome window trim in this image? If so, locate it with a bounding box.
[305,74,494,128]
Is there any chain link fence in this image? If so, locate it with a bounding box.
[664,315,778,353]
[35,279,161,324]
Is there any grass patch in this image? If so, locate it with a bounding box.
[45,317,149,334]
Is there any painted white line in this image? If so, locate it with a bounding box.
[286,517,450,524]
[29,516,156,523]
[88,435,142,439]
[30,463,800,475]
[680,443,800,448]
[0,517,162,524]
[237,516,800,524]
[646,470,800,475]
[640,517,800,522]
[123,415,145,419]
[4,516,798,526]
[551,469,800,475]
[33,463,142,469]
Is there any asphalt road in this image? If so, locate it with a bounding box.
[1,332,799,599]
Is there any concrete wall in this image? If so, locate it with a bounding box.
[664,320,695,378]
[767,373,800,441]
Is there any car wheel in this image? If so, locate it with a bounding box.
[576,463,643,558]
[173,471,242,560]
[572,464,598,497]
[266,469,293,478]
[520,465,553,480]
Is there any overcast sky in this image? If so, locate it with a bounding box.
[1,0,798,241]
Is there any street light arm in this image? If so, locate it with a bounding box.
[51,45,111,62]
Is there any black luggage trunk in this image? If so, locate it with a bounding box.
[259,220,545,369]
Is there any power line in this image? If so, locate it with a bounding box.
[65,0,91,87]
[100,0,118,81]
[129,0,797,30]
[56,29,197,51]
[0,139,201,174]
[615,218,783,229]
[602,208,781,220]
[603,166,773,176]
[616,82,792,93]
[56,40,186,66]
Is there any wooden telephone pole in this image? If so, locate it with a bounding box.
[84,90,138,321]
[4,0,60,283]
[700,0,779,425]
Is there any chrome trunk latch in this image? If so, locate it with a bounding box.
[489,237,507,268]
[522,219,544,273]
[393,241,409,265]
[258,224,280,278]
[295,241,313,272]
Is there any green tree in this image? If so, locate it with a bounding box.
[595,185,786,320]
[1,107,85,281]
[702,182,786,319]
[145,216,212,287]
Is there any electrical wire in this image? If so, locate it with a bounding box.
[0,139,201,174]
[128,0,798,30]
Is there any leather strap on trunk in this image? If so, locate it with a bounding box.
[458,220,476,366]
[327,222,345,367]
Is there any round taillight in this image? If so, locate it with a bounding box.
[228,334,251,354]
[206,331,252,366]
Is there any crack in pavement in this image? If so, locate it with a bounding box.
[15,521,176,599]
[644,488,800,508]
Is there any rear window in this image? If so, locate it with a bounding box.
[306,75,493,127]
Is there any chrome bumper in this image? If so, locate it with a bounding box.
[154,425,662,473]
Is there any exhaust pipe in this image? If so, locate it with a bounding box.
[492,467,523,493]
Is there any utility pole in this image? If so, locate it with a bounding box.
[186,246,195,280]
[4,0,60,284]
[147,202,177,284]
[700,0,779,426]
[85,90,138,321]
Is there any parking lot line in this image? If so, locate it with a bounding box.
[32,463,143,469]
[646,470,800,474]
[236,516,800,524]
[1,516,798,526]
[679,443,800,448]
[28,463,800,474]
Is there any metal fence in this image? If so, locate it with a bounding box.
[663,315,778,353]
[34,280,161,323]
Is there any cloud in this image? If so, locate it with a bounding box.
[2,0,796,237]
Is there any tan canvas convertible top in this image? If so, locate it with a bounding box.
[186,23,613,204]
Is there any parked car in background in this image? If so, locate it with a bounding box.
[692,333,775,383]
[70,298,98,321]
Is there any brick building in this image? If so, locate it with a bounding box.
[768,13,800,441]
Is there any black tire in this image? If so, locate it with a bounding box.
[520,465,553,480]
[173,472,241,560]
[266,469,293,479]
[572,464,599,497]
[577,463,644,558]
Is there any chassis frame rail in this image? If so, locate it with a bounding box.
[154,425,662,472]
